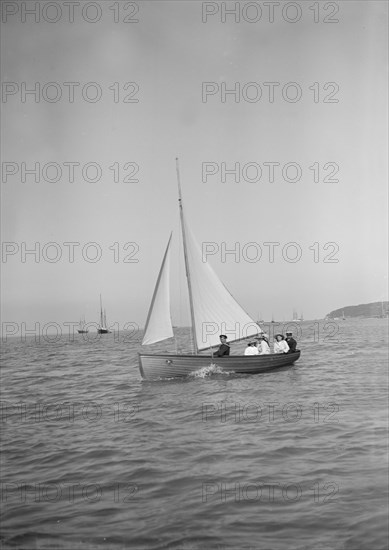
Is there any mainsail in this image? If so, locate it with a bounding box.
[142,233,174,345]
[184,220,260,351]
[141,160,261,352]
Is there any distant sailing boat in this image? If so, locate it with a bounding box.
[97,295,111,334]
[256,312,264,325]
[342,310,346,320]
[77,316,89,334]
[292,309,300,322]
[138,159,300,379]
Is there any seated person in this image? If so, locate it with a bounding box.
[213,334,230,357]
[285,331,297,352]
[244,341,259,355]
[274,334,290,354]
[256,334,270,354]
[261,332,270,346]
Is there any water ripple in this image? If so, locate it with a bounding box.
[1,319,388,549]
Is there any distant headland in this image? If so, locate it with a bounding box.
[326,301,389,319]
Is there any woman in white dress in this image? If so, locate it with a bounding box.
[244,341,259,355]
[274,334,290,354]
[256,335,270,354]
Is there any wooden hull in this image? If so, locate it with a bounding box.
[138,351,300,380]
[77,330,89,334]
[97,329,110,334]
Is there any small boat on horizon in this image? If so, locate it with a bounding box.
[292,309,303,322]
[77,316,89,334]
[256,311,264,325]
[97,295,111,334]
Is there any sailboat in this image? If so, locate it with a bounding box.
[292,309,304,322]
[342,310,346,320]
[77,316,89,334]
[256,312,264,325]
[138,160,300,380]
[97,295,111,334]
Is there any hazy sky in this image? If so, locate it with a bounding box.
[1,0,388,332]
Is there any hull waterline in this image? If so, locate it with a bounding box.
[138,351,301,380]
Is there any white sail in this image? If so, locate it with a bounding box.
[184,220,260,351]
[142,233,174,345]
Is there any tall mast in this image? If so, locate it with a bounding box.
[176,158,198,354]
[100,294,103,326]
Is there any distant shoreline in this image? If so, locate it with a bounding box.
[326,301,389,319]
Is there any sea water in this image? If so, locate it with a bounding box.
[1,318,388,550]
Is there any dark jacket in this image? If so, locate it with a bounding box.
[286,337,297,353]
[214,343,230,357]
